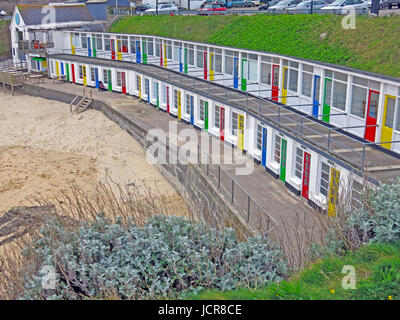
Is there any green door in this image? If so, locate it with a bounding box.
[241,59,248,91]
[280,138,287,182]
[156,83,159,109]
[184,48,188,74]
[323,78,332,123]
[143,41,147,64]
[66,63,70,82]
[92,37,97,58]
[108,70,112,91]
[204,101,209,131]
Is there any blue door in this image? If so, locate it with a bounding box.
[234,57,239,89]
[136,41,141,63]
[313,75,321,117]
[261,127,267,167]
[88,37,91,57]
[95,68,99,88]
[60,62,64,75]
[146,79,150,103]
[179,47,183,73]
[190,96,194,125]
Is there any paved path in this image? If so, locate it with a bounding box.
[33,79,319,266]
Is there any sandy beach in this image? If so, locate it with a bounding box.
[0,92,186,215]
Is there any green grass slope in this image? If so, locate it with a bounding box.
[109,14,400,78]
[181,243,400,300]
[0,20,11,59]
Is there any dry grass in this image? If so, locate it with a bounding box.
[0,177,191,299]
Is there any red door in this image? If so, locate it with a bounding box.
[111,39,115,60]
[71,64,75,83]
[364,89,380,142]
[203,52,208,80]
[166,86,170,113]
[121,72,126,94]
[220,107,225,141]
[272,64,280,102]
[302,152,311,199]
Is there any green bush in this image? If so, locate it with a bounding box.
[20,215,287,299]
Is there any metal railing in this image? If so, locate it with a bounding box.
[196,144,278,235]
[47,48,400,172]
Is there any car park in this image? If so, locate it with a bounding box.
[320,0,369,14]
[287,0,329,13]
[258,0,281,9]
[268,0,303,12]
[142,3,180,15]
[381,0,400,8]
[134,4,153,15]
[198,3,228,14]
[231,0,251,7]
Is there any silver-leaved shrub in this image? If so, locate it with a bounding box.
[20,215,287,299]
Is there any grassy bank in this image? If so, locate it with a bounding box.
[109,14,400,78]
[0,20,11,59]
[182,243,400,300]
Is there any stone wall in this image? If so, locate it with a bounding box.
[16,84,256,238]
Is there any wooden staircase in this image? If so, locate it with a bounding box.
[70,87,93,114]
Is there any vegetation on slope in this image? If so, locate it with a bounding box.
[0,20,11,59]
[183,243,400,300]
[109,14,400,78]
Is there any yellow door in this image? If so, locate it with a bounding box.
[117,40,122,61]
[70,35,75,55]
[138,76,141,100]
[281,67,288,105]
[83,66,87,86]
[328,167,340,217]
[210,53,214,81]
[164,44,167,68]
[55,61,60,77]
[381,95,396,150]
[178,91,181,120]
[238,114,244,151]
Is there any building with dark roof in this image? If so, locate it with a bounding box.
[10,3,97,71]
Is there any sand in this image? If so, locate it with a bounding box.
[0,92,185,215]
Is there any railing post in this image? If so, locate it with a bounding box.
[218,165,221,189]
[247,196,250,222]
[327,129,331,152]
[300,117,303,135]
[207,163,209,175]
[278,107,280,123]
[231,180,234,204]
[361,144,366,170]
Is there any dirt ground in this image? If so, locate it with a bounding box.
[0,92,186,215]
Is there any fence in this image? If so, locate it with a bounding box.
[196,144,278,235]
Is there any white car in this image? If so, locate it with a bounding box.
[268,0,303,12]
[320,0,369,14]
[142,3,180,15]
[0,9,7,17]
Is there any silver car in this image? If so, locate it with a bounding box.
[142,3,180,15]
[320,0,369,14]
[268,0,303,12]
[287,0,329,13]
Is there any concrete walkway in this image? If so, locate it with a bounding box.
[33,79,322,266]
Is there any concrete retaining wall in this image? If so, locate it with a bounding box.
[15,84,255,238]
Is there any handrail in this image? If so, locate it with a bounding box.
[69,86,86,113]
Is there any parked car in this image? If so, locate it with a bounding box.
[142,3,180,15]
[252,0,261,5]
[201,0,232,8]
[268,0,303,12]
[287,0,329,13]
[245,0,257,6]
[134,4,153,15]
[198,3,228,14]
[258,0,280,9]
[380,0,400,8]
[231,0,251,7]
[320,0,368,14]
[0,9,7,17]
